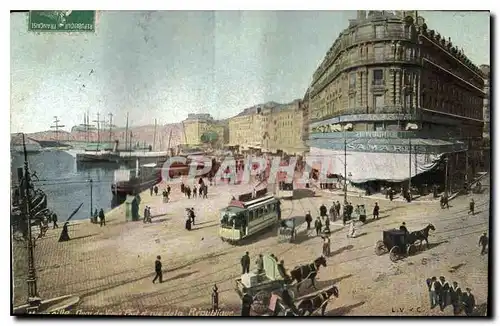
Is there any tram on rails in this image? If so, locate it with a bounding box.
[219,193,281,244]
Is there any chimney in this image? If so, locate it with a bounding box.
[357,10,366,20]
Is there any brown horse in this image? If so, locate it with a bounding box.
[296,285,339,316]
[289,256,327,292]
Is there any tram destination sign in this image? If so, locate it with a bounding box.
[28,10,95,32]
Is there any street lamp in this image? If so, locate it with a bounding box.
[405,123,419,201]
[87,178,93,219]
[21,134,41,312]
[343,123,353,204]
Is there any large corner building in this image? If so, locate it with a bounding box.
[307,10,486,191]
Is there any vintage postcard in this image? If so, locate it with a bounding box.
[10,10,490,317]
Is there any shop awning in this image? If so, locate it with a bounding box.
[307,147,443,183]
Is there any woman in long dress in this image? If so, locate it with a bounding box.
[58,222,70,242]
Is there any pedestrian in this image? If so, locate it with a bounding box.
[193,186,197,198]
[468,198,475,215]
[462,288,475,316]
[186,187,191,199]
[93,208,98,224]
[389,189,394,201]
[335,201,341,217]
[189,207,195,225]
[305,211,312,230]
[154,185,159,196]
[203,185,208,199]
[314,217,322,236]
[347,220,357,238]
[180,183,185,194]
[152,255,163,284]
[199,186,203,198]
[373,202,380,219]
[322,235,331,256]
[52,212,59,229]
[185,217,192,230]
[450,281,462,315]
[143,206,149,223]
[150,186,154,196]
[438,276,449,311]
[479,232,488,255]
[167,185,171,196]
[241,293,253,316]
[255,254,264,274]
[240,252,250,274]
[427,276,439,309]
[98,208,106,227]
[329,204,335,222]
[58,222,70,242]
[319,204,327,218]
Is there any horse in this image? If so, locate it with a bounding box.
[289,256,327,292]
[296,285,339,316]
[407,223,435,249]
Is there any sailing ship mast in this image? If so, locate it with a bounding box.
[153,119,157,152]
[124,112,129,151]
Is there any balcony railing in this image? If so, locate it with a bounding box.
[311,56,421,98]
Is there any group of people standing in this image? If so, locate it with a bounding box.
[180,179,209,199]
[426,276,476,315]
[91,208,106,226]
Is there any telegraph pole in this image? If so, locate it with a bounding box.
[22,134,41,312]
[50,116,65,142]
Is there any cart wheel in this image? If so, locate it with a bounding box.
[375,241,387,256]
[389,246,400,262]
[252,291,270,315]
[407,244,417,256]
[288,287,298,301]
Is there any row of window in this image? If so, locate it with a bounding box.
[248,203,278,222]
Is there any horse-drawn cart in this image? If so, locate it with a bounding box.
[234,255,296,314]
[278,218,296,243]
[374,229,418,262]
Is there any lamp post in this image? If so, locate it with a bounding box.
[444,157,449,197]
[87,178,93,219]
[343,124,353,204]
[21,134,41,312]
[405,123,419,201]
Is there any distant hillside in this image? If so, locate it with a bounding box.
[11,123,185,150]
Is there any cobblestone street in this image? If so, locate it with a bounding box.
[12,179,490,316]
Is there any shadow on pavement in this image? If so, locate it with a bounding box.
[326,301,366,316]
[330,245,354,257]
[413,240,449,256]
[293,189,318,200]
[70,234,97,241]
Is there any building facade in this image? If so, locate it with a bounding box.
[479,64,490,138]
[229,101,308,155]
[181,113,228,147]
[308,10,485,188]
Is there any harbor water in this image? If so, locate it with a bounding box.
[10,150,126,221]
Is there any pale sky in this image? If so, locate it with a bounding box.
[10,10,490,133]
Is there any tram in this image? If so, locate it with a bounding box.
[219,193,281,244]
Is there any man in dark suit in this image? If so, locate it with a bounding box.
[152,255,163,284]
[450,281,462,315]
[462,288,476,316]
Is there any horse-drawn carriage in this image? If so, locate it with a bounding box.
[374,224,435,262]
[234,254,328,315]
[278,218,296,243]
